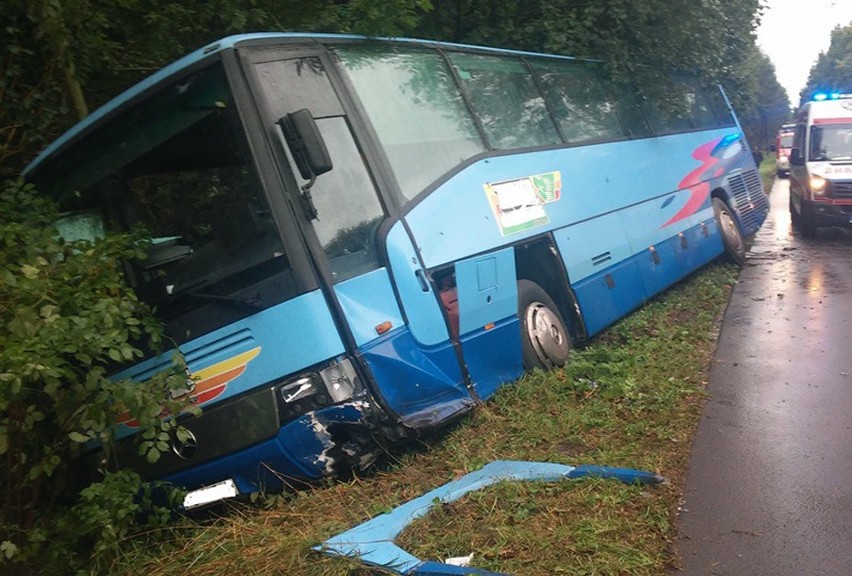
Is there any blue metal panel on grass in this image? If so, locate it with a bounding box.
[316,460,664,575]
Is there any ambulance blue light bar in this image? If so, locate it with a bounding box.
[812,91,851,101]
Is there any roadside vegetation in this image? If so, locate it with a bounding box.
[759,152,778,190]
[106,262,739,576]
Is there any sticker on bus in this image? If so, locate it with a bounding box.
[484,171,562,236]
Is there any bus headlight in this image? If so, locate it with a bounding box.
[276,358,360,423]
[810,176,827,195]
[319,358,357,403]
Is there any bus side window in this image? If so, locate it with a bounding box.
[531,59,626,143]
[336,46,486,201]
[447,52,561,149]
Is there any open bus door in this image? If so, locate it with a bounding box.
[246,47,474,432]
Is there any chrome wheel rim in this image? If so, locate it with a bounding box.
[719,208,743,252]
[524,301,570,368]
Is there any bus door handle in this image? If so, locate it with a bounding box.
[415,269,430,292]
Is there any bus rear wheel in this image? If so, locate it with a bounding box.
[518,280,571,370]
[713,197,746,266]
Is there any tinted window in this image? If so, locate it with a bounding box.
[336,46,486,201]
[33,63,296,342]
[532,59,624,143]
[636,75,733,134]
[449,53,561,149]
[281,117,386,282]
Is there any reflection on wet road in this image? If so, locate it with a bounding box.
[676,178,852,575]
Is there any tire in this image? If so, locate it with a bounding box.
[789,194,800,228]
[799,204,817,238]
[713,197,746,266]
[518,279,571,370]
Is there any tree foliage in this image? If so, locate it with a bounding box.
[737,48,791,149]
[801,23,852,105]
[0,179,197,574]
[416,1,788,150]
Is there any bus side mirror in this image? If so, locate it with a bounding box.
[279,109,332,180]
[790,148,803,166]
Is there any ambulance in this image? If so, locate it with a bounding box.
[789,92,852,236]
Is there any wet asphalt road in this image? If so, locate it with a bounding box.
[676,177,852,575]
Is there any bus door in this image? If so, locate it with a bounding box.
[452,248,524,400]
[245,47,471,429]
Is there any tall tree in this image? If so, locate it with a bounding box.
[800,23,852,105]
[737,49,791,149]
[414,1,772,143]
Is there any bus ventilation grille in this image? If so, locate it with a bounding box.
[727,169,767,233]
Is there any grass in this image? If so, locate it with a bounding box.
[758,152,777,190]
[106,262,739,576]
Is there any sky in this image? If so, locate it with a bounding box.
[756,0,852,105]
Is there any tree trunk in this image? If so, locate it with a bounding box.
[31,0,89,121]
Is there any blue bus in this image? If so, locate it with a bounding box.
[24,33,768,508]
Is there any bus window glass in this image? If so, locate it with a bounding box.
[673,76,730,129]
[611,86,653,137]
[637,75,727,134]
[254,55,385,281]
[531,59,624,143]
[253,56,344,121]
[703,84,735,127]
[283,116,385,282]
[336,46,486,201]
[448,53,561,149]
[33,63,294,336]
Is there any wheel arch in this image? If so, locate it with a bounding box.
[513,236,587,345]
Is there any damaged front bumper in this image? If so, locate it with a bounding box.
[154,356,390,507]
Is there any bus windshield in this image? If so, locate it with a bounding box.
[33,62,295,341]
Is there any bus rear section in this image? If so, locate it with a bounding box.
[789,93,852,236]
[24,33,768,508]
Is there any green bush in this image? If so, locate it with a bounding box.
[0,179,196,575]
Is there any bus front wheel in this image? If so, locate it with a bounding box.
[518,280,571,370]
[713,198,746,266]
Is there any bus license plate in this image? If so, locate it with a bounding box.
[183,479,238,509]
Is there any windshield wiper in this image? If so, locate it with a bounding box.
[184,291,263,310]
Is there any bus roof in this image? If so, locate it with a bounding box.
[24,33,586,178]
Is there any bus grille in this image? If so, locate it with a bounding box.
[831,179,852,199]
[727,169,767,233]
